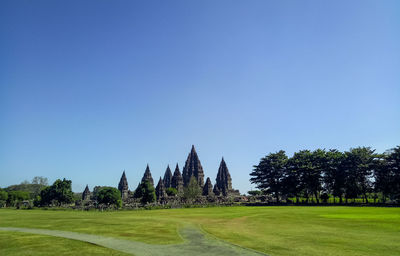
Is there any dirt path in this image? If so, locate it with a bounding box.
[0,226,267,256]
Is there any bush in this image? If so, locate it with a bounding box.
[166,187,178,196]
[97,187,122,208]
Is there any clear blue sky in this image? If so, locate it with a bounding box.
[1,1,399,193]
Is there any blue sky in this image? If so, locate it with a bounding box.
[1,1,399,193]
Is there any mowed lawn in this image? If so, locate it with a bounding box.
[0,206,399,256]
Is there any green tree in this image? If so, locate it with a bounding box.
[385,146,400,202]
[250,151,288,202]
[7,191,30,206]
[324,149,346,203]
[133,181,156,205]
[0,189,9,207]
[40,178,74,206]
[343,147,376,203]
[289,150,324,203]
[96,187,122,208]
[183,176,201,202]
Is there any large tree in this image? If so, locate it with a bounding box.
[250,151,288,202]
[386,146,400,202]
[96,187,122,208]
[133,181,156,205]
[289,150,324,203]
[343,147,376,203]
[40,178,74,206]
[324,149,346,203]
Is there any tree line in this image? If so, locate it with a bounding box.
[250,146,400,204]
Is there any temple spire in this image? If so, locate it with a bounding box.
[82,185,90,201]
[118,171,129,200]
[182,145,205,187]
[163,165,172,188]
[171,163,183,193]
[155,177,167,200]
[215,157,232,196]
[141,164,154,186]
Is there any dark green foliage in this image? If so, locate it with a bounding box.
[0,189,8,201]
[39,178,74,206]
[183,176,202,202]
[324,150,346,203]
[0,189,8,207]
[343,147,376,203]
[250,146,400,204]
[247,190,263,196]
[134,181,156,205]
[6,190,30,206]
[96,187,122,208]
[250,150,288,202]
[92,186,109,200]
[166,187,178,196]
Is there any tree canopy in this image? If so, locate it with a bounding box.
[96,187,122,208]
[250,146,400,203]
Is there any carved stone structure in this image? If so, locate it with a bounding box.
[202,177,214,196]
[82,185,91,201]
[182,145,205,187]
[118,171,129,200]
[155,177,167,200]
[213,184,221,196]
[171,163,184,193]
[163,165,172,188]
[141,164,154,186]
[215,158,239,196]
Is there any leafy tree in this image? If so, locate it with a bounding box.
[324,149,346,203]
[289,150,324,203]
[0,189,8,207]
[183,176,202,202]
[343,147,376,203]
[92,186,109,201]
[40,178,74,206]
[7,191,30,206]
[374,153,391,202]
[250,151,288,202]
[96,187,122,208]
[166,187,177,196]
[385,146,400,202]
[247,190,263,196]
[133,181,156,205]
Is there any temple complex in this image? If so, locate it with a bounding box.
[84,146,239,205]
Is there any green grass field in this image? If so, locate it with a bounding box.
[0,206,399,256]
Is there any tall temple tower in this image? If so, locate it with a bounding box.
[171,163,183,193]
[163,165,172,188]
[82,185,91,201]
[118,171,129,200]
[182,145,205,187]
[141,164,154,187]
[215,157,233,196]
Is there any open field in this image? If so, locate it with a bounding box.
[0,206,399,256]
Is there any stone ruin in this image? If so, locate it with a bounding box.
[82,185,91,201]
[82,145,240,207]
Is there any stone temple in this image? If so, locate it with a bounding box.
[83,145,240,203]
